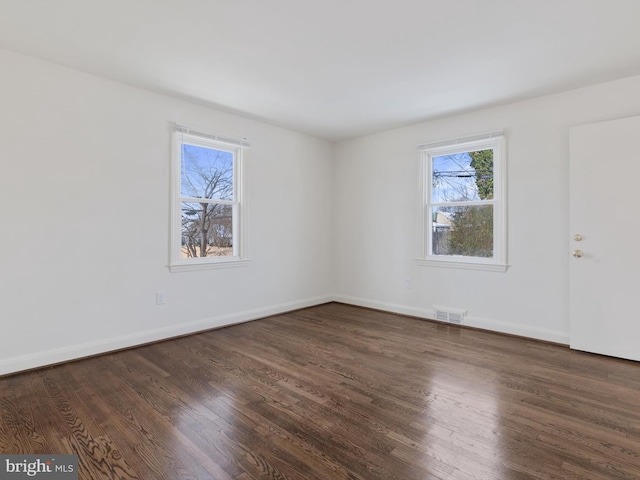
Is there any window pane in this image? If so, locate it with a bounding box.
[181,144,234,200]
[431,205,493,258]
[181,202,233,258]
[432,149,493,202]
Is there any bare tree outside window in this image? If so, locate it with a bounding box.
[180,144,235,258]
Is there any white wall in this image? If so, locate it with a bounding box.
[4,46,640,376]
[0,49,334,375]
[333,75,640,344]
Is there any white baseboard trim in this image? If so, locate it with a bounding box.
[0,295,333,376]
[333,295,570,345]
[1,294,570,376]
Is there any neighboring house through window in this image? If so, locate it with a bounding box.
[170,125,249,272]
[417,131,507,272]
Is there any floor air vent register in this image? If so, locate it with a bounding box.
[433,306,466,324]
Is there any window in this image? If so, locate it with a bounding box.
[170,125,249,272]
[417,131,507,272]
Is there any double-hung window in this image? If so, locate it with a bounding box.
[417,131,507,271]
[170,125,249,272]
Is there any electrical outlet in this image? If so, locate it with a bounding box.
[156,291,166,305]
[404,278,412,289]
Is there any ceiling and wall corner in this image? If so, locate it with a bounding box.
[1,0,639,142]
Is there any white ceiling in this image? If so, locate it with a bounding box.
[1,1,640,141]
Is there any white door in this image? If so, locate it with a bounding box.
[569,115,640,361]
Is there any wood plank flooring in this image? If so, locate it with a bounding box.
[2,302,640,479]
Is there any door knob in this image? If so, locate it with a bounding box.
[573,234,583,241]
[572,249,584,258]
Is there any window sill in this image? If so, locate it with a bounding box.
[169,259,250,273]
[415,258,508,272]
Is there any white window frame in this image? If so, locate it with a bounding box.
[416,131,507,272]
[169,125,249,272]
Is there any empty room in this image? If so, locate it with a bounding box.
[1,1,640,479]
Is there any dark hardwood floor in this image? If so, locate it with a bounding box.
[2,302,640,479]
